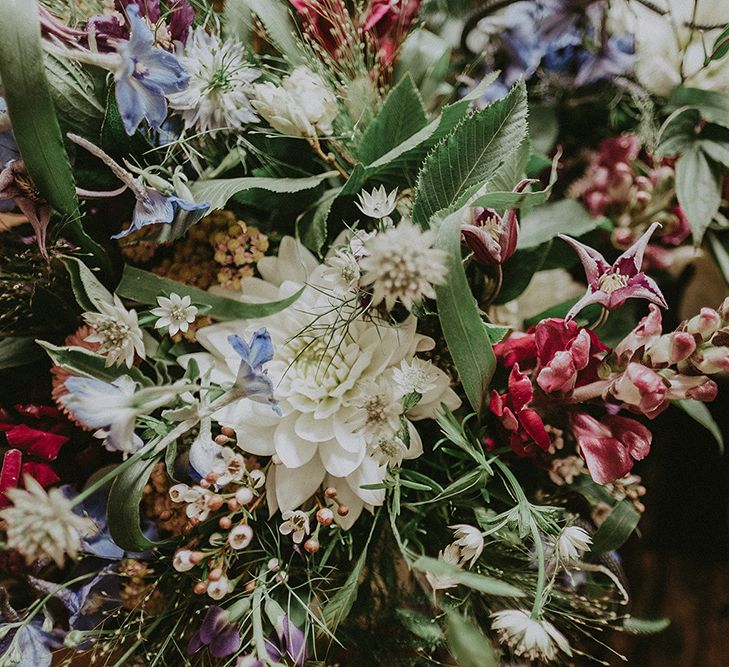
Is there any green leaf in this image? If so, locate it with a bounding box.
[656,107,700,157]
[242,0,305,64]
[296,188,340,254]
[669,87,729,130]
[699,137,729,168]
[396,609,444,646]
[0,337,45,370]
[707,230,729,285]
[518,199,606,249]
[446,612,499,667]
[623,616,670,635]
[674,399,724,454]
[37,341,152,386]
[62,256,114,312]
[0,0,110,275]
[108,454,163,551]
[434,210,496,414]
[393,29,452,103]
[412,81,528,227]
[115,265,303,321]
[675,145,723,244]
[708,25,729,63]
[357,74,428,165]
[495,241,552,305]
[529,103,559,155]
[190,172,337,211]
[414,556,524,597]
[590,499,640,553]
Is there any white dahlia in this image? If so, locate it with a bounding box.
[180,237,460,528]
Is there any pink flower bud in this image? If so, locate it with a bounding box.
[609,362,668,418]
[692,346,729,375]
[686,308,721,339]
[647,332,696,366]
[719,296,729,319]
[615,304,663,360]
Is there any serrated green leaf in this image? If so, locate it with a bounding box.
[62,256,114,312]
[674,399,724,454]
[676,145,723,244]
[623,616,670,635]
[414,556,524,597]
[190,171,337,211]
[393,29,452,103]
[590,499,640,553]
[107,454,163,551]
[412,80,528,227]
[357,74,428,164]
[434,209,496,414]
[446,612,499,667]
[242,0,305,64]
[0,337,45,370]
[115,265,303,321]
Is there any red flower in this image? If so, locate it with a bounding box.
[359,0,420,66]
[289,0,350,58]
[571,412,651,485]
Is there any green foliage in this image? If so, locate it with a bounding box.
[434,210,496,414]
[707,25,729,63]
[413,556,524,597]
[393,29,452,103]
[446,612,500,667]
[296,188,340,254]
[676,144,723,244]
[241,0,305,65]
[590,499,641,553]
[411,80,529,227]
[518,199,607,249]
[669,86,729,130]
[674,399,724,454]
[62,256,113,312]
[623,616,670,635]
[0,338,45,370]
[495,242,553,305]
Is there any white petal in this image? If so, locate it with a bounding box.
[294,412,334,442]
[318,439,365,477]
[274,456,325,510]
[274,418,318,468]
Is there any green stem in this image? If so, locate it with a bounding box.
[252,568,269,664]
[529,519,546,619]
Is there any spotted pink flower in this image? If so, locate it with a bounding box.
[559,221,667,321]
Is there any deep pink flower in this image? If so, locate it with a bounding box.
[489,365,551,456]
[571,412,651,485]
[289,0,350,58]
[609,362,669,419]
[494,331,537,369]
[559,221,668,321]
[462,179,532,266]
[360,0,420,66]
[614,304,664,361]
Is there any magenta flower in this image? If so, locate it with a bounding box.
[559,221,667,322]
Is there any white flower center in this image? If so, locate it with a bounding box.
[598,272,629,294]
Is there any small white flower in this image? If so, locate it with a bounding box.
[169,483,189,503]
[393,358,441,397]
[251,66,337,137]
[151,292,198,336]
[554,525,592,564]
[173,549,195,572]
[168,27,260,133]
[279,509,310,544]
[83,295,145,367]
[183,486,213,521]
[491,609,572,662]
[212,446,247,486]
[248,469,266,489]
[356,186,398,219]
[348,378,403,441]
[425,543,462,591]
[228,523,254,550]
[359,220,448,312]
[235,487,254,505]
[0,477,96,567]
[207,576,233,600]
[322,249,361,296]
[369,434,407,467]
[449,524,484,566]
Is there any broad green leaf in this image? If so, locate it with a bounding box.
[675,145,723,244]
[623,616,670,635]
[411,80,528,227]
[0,0,110,275]
[656,107,700,157]
[434,210,496,414]
[357,74,428,164]
[669,87,729,130]
[116,265,303,321]
[518,199,606,249]
[223,0,252,42]
[414,556,524,597]
[708,230,729,285]
[446,612,499,667]
[529,103,559,155]
[242,0,305,65]
[483,137,531,196]
[494,241,553,304]
[108,454,163,551]
[37,341,152,386]
[297,188,341,254]
[190,171,337,211]
[62,256,114,312]
[674,399,724,454]
[0,337,45,370]
[700,138,729,168]
[396,609,444,646]
[393,29,452,103]
[590,499,640,553]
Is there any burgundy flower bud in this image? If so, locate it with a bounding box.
[686,308,722,339]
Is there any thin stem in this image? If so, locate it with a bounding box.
[529,519,546,619]
[252,568,269,663]
[589,306,609,330]
[309,136,350,179]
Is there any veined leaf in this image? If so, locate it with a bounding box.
[242,0,305,65]
[413,556,524,597]
[656,107,700,157]
[116,265,303,321]
[297,188,341,254]
[676,145,722,244]
[446,612,499,667]
[674,399,724,454]
[357,74,428,164]
[190,171,337,211]
[0,337,45,370]
[669,86,729,130]
[411,80,528,227]
[62,256,114,312]
[518,199,606,249]
[590,499,640,553]
[393,29,452,103]
[434,210,496,414]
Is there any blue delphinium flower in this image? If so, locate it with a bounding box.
[228,328,281,415]
[0,617,64,667]
[114,5,189,135]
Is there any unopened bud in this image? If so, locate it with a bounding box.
[337,505,349,517]
[304,538,320,554]
[316,507,334,526]
[208,567,223,582]
[214,434,231,445]
[193,581,207,595]
[235,487,254,505]
[324,487,338,499]
[207,494,224,511]
[686,308,721,339]
[219,516,232,530]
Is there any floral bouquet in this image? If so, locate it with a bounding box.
[1,0,728,665]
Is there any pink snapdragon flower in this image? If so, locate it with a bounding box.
[559,221,667,321]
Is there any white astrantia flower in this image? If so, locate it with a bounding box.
[178,236,460,528]
[359,219,448,312]
[554,525,592,564]
[425,543,462,591]
[0,477,96,567]
[491,609,572,662]
[321,249,361,296]
[279,510,310,544]
[168,27,260,133]
[151,292,198,335]
[394,358,442,397]
[369,434,408,467]
[251,66,338,137]
[83,295,145,368]
[356,186,398,220]
[449,524,484,566]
